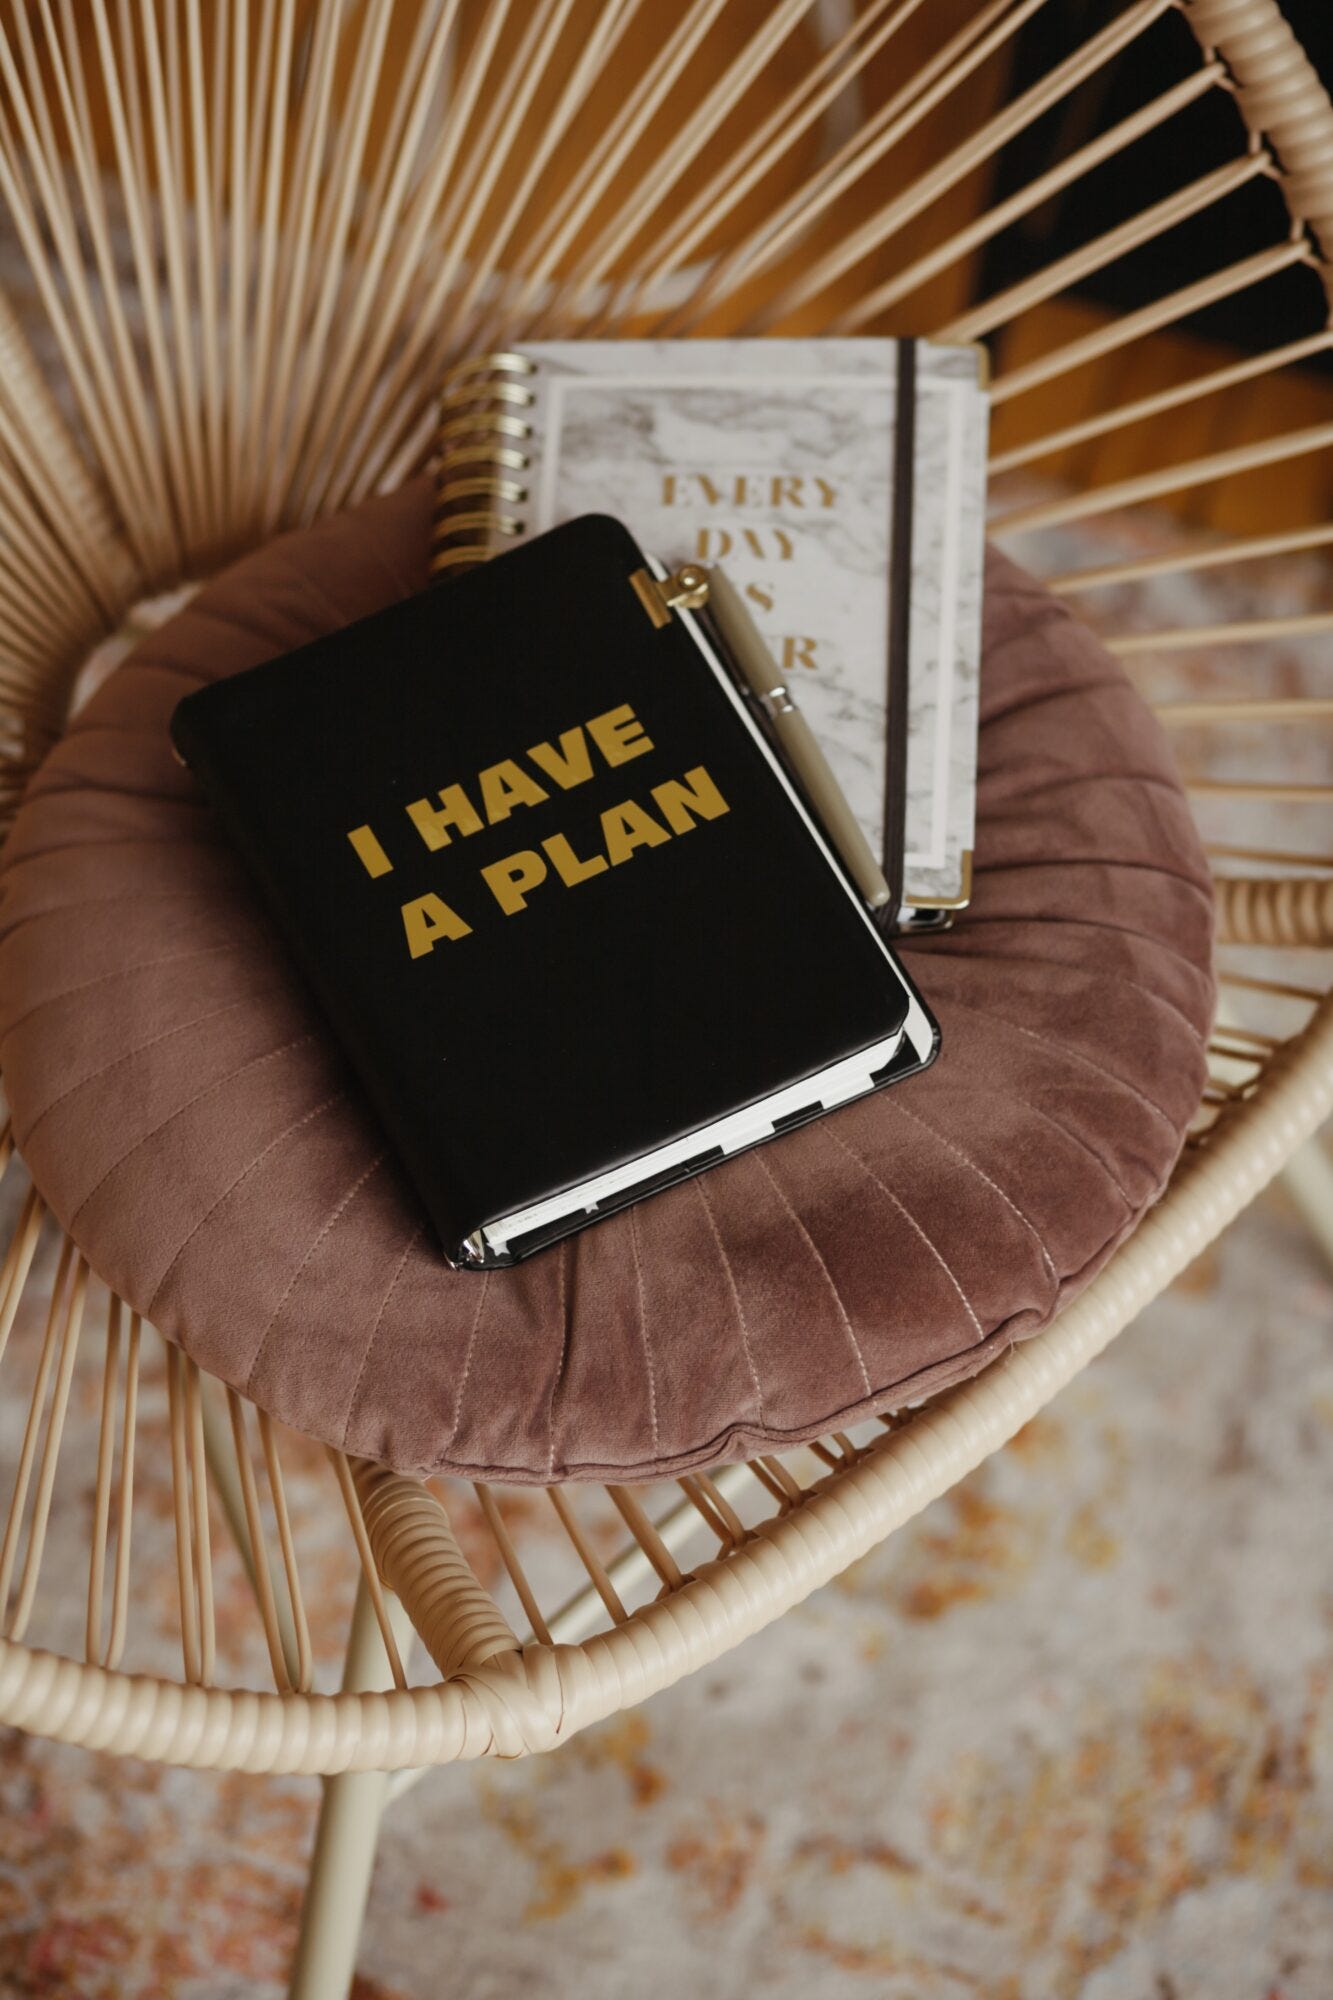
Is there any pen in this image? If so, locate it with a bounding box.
[690,561,893,914]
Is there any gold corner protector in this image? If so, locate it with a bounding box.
[905,848,973,912]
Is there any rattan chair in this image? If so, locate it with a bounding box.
[0,3,1330,1995]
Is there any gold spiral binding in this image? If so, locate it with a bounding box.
[431,352,536,581]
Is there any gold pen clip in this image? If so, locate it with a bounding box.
[629,562,711,629]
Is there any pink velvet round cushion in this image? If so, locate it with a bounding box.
[0,482,1214,1482]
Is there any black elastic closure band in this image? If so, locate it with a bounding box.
[880,337,917,922]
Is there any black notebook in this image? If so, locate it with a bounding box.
[171,515,937,1267]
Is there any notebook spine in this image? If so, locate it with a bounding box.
[430,352,536,580]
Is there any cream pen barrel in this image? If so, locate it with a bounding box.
[700,563,893,913]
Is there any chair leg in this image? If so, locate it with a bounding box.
[287,1576,415,2000]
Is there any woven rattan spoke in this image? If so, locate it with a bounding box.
[474,1482,554,1648]
[258,1410,314,1693]
[542,1464,761,1646]
[654,0,1049,338]
[516,0,749,338]
[0,47,171,575]
[0,280,132,595]
[991,330,1333,476]
[85,1295,139,1671]
[742,0,1178,334]
[988,241,1312,407]
[0,1238,86,1645]
[217,1389,301,1694]
[1114,617,1333,658]
[0,1185,43,1365]
[597,0,932,335]
[1187,779,1332,803]
[326,1448,409,1690]
[1206,843,1333,870]
[676,1472,745,1550]
[996,419,1333,534]
[1154,697,1333,723]
[1048,520,1333,593]
[603,1486,686,1593]
[839,62,1226,334]
[532,0,913,340]
[943,153,1272,346]
[165,1343,213,1684]
[546,1485,628,1626]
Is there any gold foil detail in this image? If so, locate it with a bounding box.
[904,848,973,911]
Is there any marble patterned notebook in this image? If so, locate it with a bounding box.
[437,338,988,921]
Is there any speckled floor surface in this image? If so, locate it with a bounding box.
[0,1185,1327,2000]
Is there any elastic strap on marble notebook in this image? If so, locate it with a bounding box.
[431,352,536,579]
[879,336,916,922]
